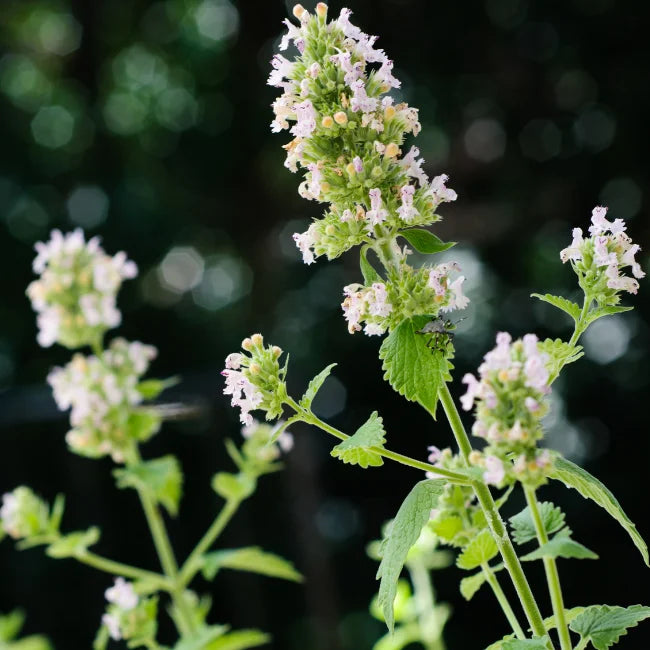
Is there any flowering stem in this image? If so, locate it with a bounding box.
[481,562,526,640]
[76,550,171,590]
[409,557,446,650]
[129,447,196,637]
[524,485,572,650]
[438,384,550,645]
[285,397,471,483]
[179,498,242,587]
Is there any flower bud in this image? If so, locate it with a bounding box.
[384,143,399,158]
[271,345,283,358]
[241,337,253,351]
[292,4,306,19]
[316,3,327,18]
[346,162,356,175]
[249,363,261,375]
[333,111,348,125]
[325,225,336,235]
[251,333,264,346]
[321,115,334,128]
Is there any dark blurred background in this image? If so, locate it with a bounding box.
[0,0,648,647]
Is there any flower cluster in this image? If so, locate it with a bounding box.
[101,577,157,643]
[0,487,51,540]
[461,333,552,487]
[269,4,457,265]
[222,335,288,426]
[27,229,137,348]
[48,338,159,463]
[425,448,485,548]
[560,206,645,302]
[342,262,468,336]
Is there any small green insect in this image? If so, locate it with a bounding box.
[417,317,463,352]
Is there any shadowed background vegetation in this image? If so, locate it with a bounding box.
[0,0,648,647]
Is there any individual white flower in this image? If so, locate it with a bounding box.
[105,578,138,611]
[366,188,388,225]
[397,184,419,222]
[484,456,505,485]
[293,225,317,264]
[102,613,122,641]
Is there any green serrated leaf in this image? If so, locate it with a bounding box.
[299,363,337,410]
[212,472,255,502]
[379,316,454,418]
[202,546,303,582]
[398,228,456,254]
[330,411,386,468]
[538,338,584,376]
[431,515,463,542]
[172,626,229,650]
[460,563,505,601]
[542,607,586,632]
[531,293,581,322]
[376,479,447,632]
[205,629,270,650]
[46,527,100,558]
[585,305,633,326]
[570,605,650,650]
[457,529,498,570]
[509,502,566,545]
[550,457,648,565]
[126,409,161,442]
[360,246,383,285]
[501,639,550,650]
[520,530,598,562]
[114,455,183,517]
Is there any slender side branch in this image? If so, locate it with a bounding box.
[129,448,196,636]
[481,563,526,640]
[409,557,446,650]
[77,551,171,590]
[179,499,242,587]
[438,384,551,645]
[285,397,471,484]
[524,486,573,650]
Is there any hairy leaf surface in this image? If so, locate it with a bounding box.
[379,316,453,418]
[331,411,386,468]
[570,605,650,650]
[550,457,648,565]
[457,529,498,570]
[509,502,566,545]
[376,479,447,631]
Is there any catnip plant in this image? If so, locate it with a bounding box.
[1,229,301,649]
[222,4,650,649]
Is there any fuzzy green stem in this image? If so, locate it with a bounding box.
[76,550,171,590]
[438,384,551,645]
[179,498,242,587]
[524,485,572,650]
[482,563,526,640]
[409,558,446,650]
[129,448,196,637]
[574,637,589,650]
[285,397,470,483]
[548,296,592,385]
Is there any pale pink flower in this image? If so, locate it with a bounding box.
[484,456,505,485]
[366,188,388,225]
[397,184,419,222]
